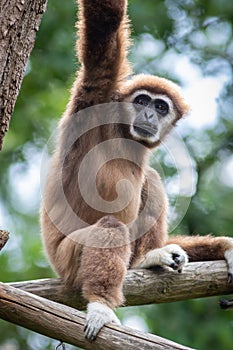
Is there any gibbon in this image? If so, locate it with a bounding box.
[41,0,233,341]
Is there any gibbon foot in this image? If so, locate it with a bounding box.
[134,244,188,272]
[84,302,121,341]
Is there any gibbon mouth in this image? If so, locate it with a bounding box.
[133,124,158,138]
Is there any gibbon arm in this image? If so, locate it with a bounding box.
[71,0,131,110]
[168,235,233,282]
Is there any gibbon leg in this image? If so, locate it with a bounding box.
[42,210,131,340]
[167,235,233,282]
[76,216,131,340]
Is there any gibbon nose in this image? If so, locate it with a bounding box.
[144,111,154,120]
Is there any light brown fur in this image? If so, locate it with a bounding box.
[41,0,233,332]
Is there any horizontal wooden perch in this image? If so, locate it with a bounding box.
[1,261,232,349]
[0,282,194,350]
[10,261,233,310]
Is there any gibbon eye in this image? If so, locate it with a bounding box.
[134,94,151,106]
[155,99,169,116]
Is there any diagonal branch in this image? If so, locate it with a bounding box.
[0,282,194,350]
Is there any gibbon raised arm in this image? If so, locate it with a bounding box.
[41,0,233,341]
[68,0,131,113]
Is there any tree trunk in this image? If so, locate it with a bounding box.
[0,0,48,150]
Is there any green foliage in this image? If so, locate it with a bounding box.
[1,0,233,349]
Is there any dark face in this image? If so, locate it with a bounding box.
[128,91,175,145]
[132,94,169,139]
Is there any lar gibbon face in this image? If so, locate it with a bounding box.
[125,89,177,145]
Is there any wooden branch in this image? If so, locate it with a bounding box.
[1,261,232,348]
[0,230,9,251]
[0,282,194,350]
[220,298,233,310]
[10,261,233,310]
[0,0,48,150]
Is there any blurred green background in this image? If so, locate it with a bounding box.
[1,0,233,349]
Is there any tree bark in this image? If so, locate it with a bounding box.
[0,0,48,150]
[0,230,9,251]
[10,261,233,310]
[0,282,195,350]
